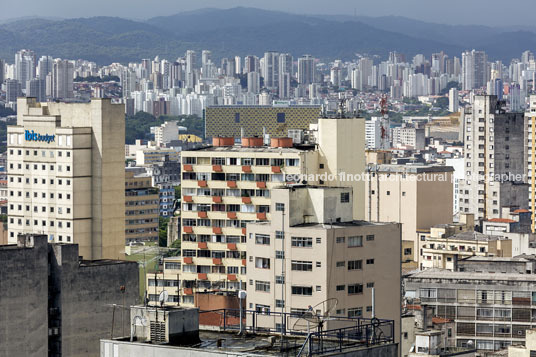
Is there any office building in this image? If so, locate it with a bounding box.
[52,59,74,100]
[459,95,528,221]
[125,169,159,244]
[204,104,321,138]
[5,79,21,103]
[27,78,46,102]
[462,50,488,90]
[365,164,454,261]
[0,234,138,357]
[246,71,260,94]
[0,58,4,85]
[7,98,126,259]
[263,51,279,90]
[152,120,179,147]
[525,95,536,232]
[179,114,366,305]
[246,185,401,337]
[135,147,180,166]
[405,265,536,352]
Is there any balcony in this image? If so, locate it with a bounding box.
[184,288,193,295]
[198,242,208,249]
[256,182,267,188]
[257,212,267,220]
[198,180,208,187]
[242,166,252,173]
[227,181,237,188]
[198,211,208,218]
[242,259,247,266]
[227,274,237,281]
[242,228,247,235]
[198,273,208,280]
[183,257,193,264]
[213,258,222,265]
[213,165,223,172]
[227,243,237,250]
[184,164,193,171]
[213,227,223,234]
[271,166,281,173]
[212,196,222,203]
[227,212,237,219]
[183,196,193,203]
[242,197,252,204]
[183,226,193,233]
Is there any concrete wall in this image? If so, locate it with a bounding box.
[0,235,48,357]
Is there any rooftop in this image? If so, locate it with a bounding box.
[407,268,536,281]
[371,164,454,173]
[184,145,315,153]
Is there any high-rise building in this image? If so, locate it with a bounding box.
[449,88,459,113]
[37,55,53,80]
[15,49,36,91]
[7,98,126,259]
[462,50,488,90]
[27,78,46,102]
[0,58,5,85]
[244,55,259,74]
[524,95,536,232]
[297,55,315,85]
[185,50,196,88]
[263,51,279,90]
[247,71,260,94]
[278,72,291,99]
[246,186,401,336]
[178,114,366,305]
[5,79,21,103]
[52,59,74,99]
[459,95,528,221]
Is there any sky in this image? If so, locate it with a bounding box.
[0,0,531,26]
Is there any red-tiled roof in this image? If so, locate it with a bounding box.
[488,218,515,223]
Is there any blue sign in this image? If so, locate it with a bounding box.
[25,130,55,143]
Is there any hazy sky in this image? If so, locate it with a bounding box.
[0,0,530,26]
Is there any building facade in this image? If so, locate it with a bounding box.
[125,169,159,244]
[7,98,126,259]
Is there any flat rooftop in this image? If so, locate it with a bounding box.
[183,145,315,153]
[372,164,454,173]
[407,268,536,282]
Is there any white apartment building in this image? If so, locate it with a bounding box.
[246,186,401,337]
[7,98,126,260]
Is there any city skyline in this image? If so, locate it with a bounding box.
[0,1,535,27]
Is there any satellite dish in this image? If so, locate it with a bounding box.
[159,290,169,307]
[291,298,339,332]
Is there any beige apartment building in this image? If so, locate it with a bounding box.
[179,115,365,306]
[365,164,454,262]
[125,169,159,244]
[246,186,401,338]
[7,97,125,259]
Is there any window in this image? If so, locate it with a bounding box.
[275,299,285,308]
[275,231,285,239]
[348,260,362,270]
[340,192,350,203]
[275,203,285,211]
[291,286,312,296]
[255,257,270,269]
[276,276,285,284]
[234,112,240,123]
[348,284,363,295]
[255,234,270,245]
[316,237,321,244]
[291,236,312,247]
[316,261,321,268]
[348,236,363,247]
[367,282,374,288]
[336,236,345,244]
[336,261,345,267]
[277,112,286,123]
[348,307,362,318]
[366,259,375,265]
[366,235,374,241]
[255,280,270,292]
[336,285,345,291]
[291,260,312,271]
[275,251,285,259]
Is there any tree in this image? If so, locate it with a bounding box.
[439,81,460,95]
[158,217,170,247]
[174,185,181,200]
[435,97,449,109]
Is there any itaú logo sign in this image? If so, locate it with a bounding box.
[25,130,55,143]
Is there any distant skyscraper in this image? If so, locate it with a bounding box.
[52,59,74,99]
[5,79,21,103]
[247,71,260,94]
[37,56,53,80]
[278,72,291,99]
[298,55,315,85]
[27,78,46,102]
[462,50,488,90]
[0,59,4,85]
[244,55,259,73]
[185,50,196,88]
[15,49,36,91]
[449,88,459,113]
[234,56,242,75]
[201,50,211,67]
[263,51,279,90]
